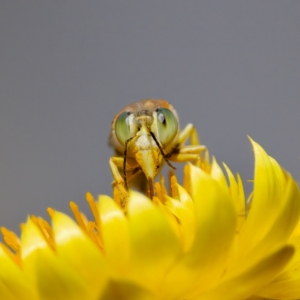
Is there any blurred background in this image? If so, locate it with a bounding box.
[1,2,299,233]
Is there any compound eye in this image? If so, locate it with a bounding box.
[115,112,131,145]
[156,108,178,147]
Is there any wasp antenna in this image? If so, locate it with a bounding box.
[123,136,135,189]
[149,131,176,170]
[123,141,128,189]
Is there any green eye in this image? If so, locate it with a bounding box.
[115,112,131,145]
[156,108,178,147]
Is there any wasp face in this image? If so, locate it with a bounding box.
[111,99,179,179]
[109,99,206,206]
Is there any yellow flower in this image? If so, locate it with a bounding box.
[1,138,300,300]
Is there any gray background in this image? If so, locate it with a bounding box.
[1,2,299,233]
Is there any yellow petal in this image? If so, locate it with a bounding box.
[21,217,98,300]
[290,179,300,239]
[126,191,181,293]
[258,269,300,299]
[0,244,38,300]
[257,236,300,299]
[99,280,153,300]
[153,196,181,241]
[160,164,236,299]
[98,195,130,276]
[223,163,246,231]
[163,193,196,252]
[176,182,194,209]
[291,217,300,239]
[198,245,295,300]
[210,156,228,193]
[236,139,300,270]
[189,163,236,265]
[51,211,109,297]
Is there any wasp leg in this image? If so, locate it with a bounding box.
[177,145,207,154]
[177,123,200,146]
[168,153,200,162]
[171,124,209,168]
[110,157,142,209]
[109,156,129,210]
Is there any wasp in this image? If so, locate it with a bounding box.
[109,99,206,208]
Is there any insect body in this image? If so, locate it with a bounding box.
[109,99,206,208]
